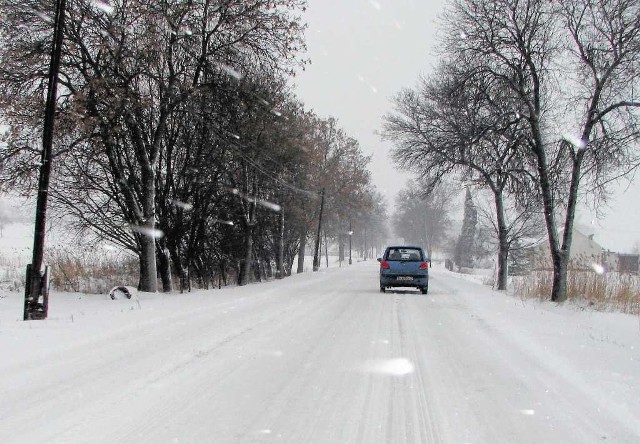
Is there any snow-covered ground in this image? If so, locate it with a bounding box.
[1,261,638,443]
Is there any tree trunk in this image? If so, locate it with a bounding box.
[552,250,569,302]
[138,231,157,292]
[157,245,173,292]
[240,225,253,286]
[534,135,585,303]
[552,154,585,302]
[494,190,509,291]
[168,247,187,293]
[530,118,565,302]
[192,258,203,289]
[265,259,273,279]
[297,230,306,273]
[212,268,217,289]
[324,230,329,268]
[285,255,294,276]
[253,249,263,282]
[138,169,158,292]
[220,260,227,287]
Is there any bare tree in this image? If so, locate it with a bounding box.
[444,0,640,301]
[476,190,546,278]
[384,60,533,289]
[393,180,455,260]
[0,0,307,292]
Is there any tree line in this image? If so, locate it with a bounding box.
[0,0,387,293]
[384,0,640,301]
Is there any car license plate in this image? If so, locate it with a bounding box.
[397,276,413,281]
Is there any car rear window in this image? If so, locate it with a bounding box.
[386,248,423,261]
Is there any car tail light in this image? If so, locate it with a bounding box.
[420,262,429,270]
[380,261,390,269]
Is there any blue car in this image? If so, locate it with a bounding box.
[378,246,429,294]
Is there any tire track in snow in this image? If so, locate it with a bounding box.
[390,294,443,444]
[0,271,347,443]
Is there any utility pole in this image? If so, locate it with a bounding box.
[348,220,353,265]
[312,188,325,271]
[24,0,67,320]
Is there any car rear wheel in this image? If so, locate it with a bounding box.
[380,286,386,293]
[420,285,428,294]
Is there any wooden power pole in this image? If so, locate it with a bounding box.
[24,0,66,320]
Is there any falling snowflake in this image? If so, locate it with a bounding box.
[229,188,282,212]
[169,199,193,211]
[129,224,164,239]
[214,62,243,80]
[562,133,587,149]
[90,0,115,15]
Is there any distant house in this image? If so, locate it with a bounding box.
[571,232,640,275]
[569,230,640,274]
[530,227,638,274]
[568,229,605,269]
[534,227,605,271]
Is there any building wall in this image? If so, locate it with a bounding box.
[568,230,604,269]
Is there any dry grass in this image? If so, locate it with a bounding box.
[512,270,640,315]
[45,247,138,294]
[0,255,28,292]
[0,248,139,295]
[482,274,495,287]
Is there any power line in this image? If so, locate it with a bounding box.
[215,130,320,198]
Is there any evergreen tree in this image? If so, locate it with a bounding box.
[454,188,477,269]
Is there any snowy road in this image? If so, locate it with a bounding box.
[1,262,639,443]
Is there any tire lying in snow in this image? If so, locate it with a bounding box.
[109,286,133,300]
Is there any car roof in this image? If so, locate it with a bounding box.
[386,245,424,250]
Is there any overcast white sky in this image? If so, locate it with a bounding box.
[293,0,640,253]
[293,0,446,203]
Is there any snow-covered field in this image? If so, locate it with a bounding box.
[1,261,639,443]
